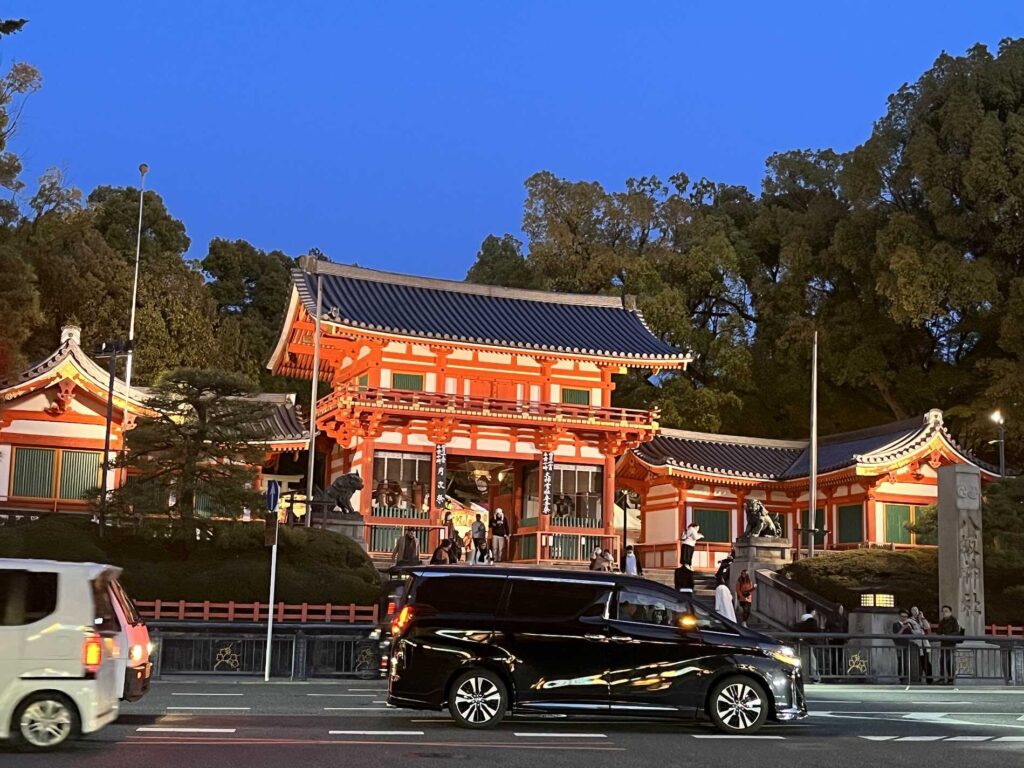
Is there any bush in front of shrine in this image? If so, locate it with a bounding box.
[0,515,383,606]
[780,548,1021,626]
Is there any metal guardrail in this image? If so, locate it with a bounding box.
[150,625,381,680]
[137,600,379,624]
[767,632,1024,685]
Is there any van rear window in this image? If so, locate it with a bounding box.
[110,579,142,626]
[91,577,120,633]
[412,575,504,614]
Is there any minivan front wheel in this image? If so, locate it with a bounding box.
[12,693,79,751]
[449,669,507,729]
[708,676,768,734]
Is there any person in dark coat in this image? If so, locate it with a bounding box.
[429,539,453,565]
[937,605,962,684]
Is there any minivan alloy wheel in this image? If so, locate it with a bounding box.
[714,682,763,731]
[20,699,73,748]
[454,676,503,724]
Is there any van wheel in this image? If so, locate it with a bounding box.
[708,676,768,734]
[448,670,507,729]
[11,693,79,751]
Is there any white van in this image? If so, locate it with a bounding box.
[0,559,123,750]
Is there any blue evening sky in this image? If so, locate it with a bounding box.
[5,2,1024,278]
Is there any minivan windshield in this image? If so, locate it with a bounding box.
[110,578,142,627]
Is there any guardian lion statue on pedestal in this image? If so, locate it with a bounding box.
[743,498,782,538]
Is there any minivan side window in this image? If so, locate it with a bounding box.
[110,579,142,626]
[412,575,505,614]
[0,570,58,626]
[615,587,689,628]
[506,580,610,621]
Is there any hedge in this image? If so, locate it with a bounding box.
[780,548,1022,625]
[0,516,383,606]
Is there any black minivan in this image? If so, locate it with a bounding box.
[387,566,806,734]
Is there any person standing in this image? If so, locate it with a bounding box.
[489,508,510,563]
[681,523,703,573]
[825,604,849,676]
[713,553,737,623]
[892,609,916,684]
[937,605,962,685]
[443,509,462,563]
[462,530,473,562]
[735,569,755,626]
[429,539,453,564]
[391,529,420,569]
[470,513,487,564]
[911,606,933,684]
[621,545,643,577]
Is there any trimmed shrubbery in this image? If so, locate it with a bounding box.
[780,548,1021,625]
[0,516,383,606]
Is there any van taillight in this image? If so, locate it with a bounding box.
[391,605,413,637]
[83,633,102,673]
[386,601,396,617]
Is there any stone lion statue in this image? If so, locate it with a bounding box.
[743,498,782,538]
[316,472,364,516]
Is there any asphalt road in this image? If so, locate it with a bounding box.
[4,680,1024,767]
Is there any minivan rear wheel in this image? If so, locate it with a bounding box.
[708,676,768,734]
[448,669,507,729]
[12,693,79,751]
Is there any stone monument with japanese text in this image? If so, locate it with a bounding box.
[938,464,984,635]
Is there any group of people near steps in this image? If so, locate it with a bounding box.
[671,522,756,626]
[390,508,513,567]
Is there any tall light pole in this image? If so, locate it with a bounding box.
[304,259,323,527]
[990,410,1006,476]
[808,331,819,560]
[122,163,149,426]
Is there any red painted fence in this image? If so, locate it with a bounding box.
[987,624,1024,636]
[135,600,379,624]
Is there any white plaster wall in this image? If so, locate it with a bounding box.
[7,420,107,440]
[644,508,676,542]
[875,480,937,498]
[579,445,602,459]
[477,438,511,453]
[426,373,437,391]
[0,443,11,501]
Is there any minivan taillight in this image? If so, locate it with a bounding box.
[83,633,103,674]
[391,605,413,637]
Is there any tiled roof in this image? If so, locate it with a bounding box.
[248,394,308,444]
[292,262,690,363]
[633,410,997,480]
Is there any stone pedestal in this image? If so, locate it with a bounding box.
[327,513,367,551]
[732,535,791,590]
[938,465,984,635]
[848,609,900,683]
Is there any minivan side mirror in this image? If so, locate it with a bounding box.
[678,613,699,633]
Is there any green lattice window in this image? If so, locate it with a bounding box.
[837,504,864,543]
[357,373,369,389]
[693,508,731,543]
[59,450,102,500]
[884,504,912,545]
[12,448,55,498]
[392,373,424,391]
[560,388,591,406]
[800,507,826,547]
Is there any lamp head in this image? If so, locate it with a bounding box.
[991,409,1004,425]
[139,163,149,177]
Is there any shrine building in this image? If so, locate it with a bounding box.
[0,325,308,520]
[267,259,691,559]
[618,410,1000,570]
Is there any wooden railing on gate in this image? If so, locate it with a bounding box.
[135,600,379,624]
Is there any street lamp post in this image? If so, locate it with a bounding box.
[990,410,1006,476]
[95,339,132,533]
[122,163,149,429]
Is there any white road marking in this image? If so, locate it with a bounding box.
[306,693,379,697]
[165,706,251,711]
[136,727,237,734]
[859,736,896,741]
[692,735,785,740]
[910,701,972,705]
[347,688,386,692]
[945,736,993,741]
[322,707,392,711]
[1018,715,1024,721]
[808,700,864,704]
[896,736,945,741]
[514,733,608,738]
[328,730,424,736]
[170,693,245,697]
[994,736,1024,741]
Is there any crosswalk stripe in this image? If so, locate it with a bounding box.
[994,736,1024,742]
[945,736,992,741]
[859,736,897,741]
[137,727,237,734]
[896,736,945,741]
[513,733,607,738]
[328,730,424,736]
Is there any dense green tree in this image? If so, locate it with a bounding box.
[85,186,217,381]
[109,369,272,527]
[202,238,294,381]
[465,234,535,289]
[0,240,40,377]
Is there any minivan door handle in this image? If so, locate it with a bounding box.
[584,634,607,642]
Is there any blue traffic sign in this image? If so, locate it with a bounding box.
[266,479,281,512]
